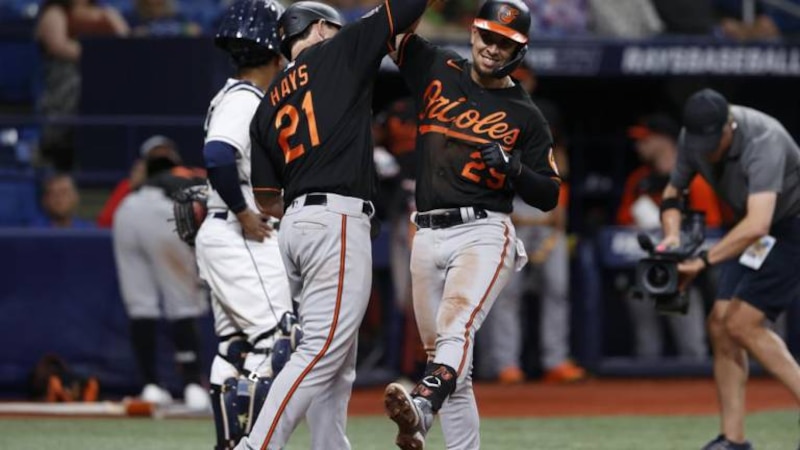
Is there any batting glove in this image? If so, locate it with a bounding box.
[479,142,522,178]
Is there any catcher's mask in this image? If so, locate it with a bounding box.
[215,0,284,68]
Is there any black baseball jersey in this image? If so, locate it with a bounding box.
[250,1,427,207]
[380,98,418,180]
[396,34,559,213]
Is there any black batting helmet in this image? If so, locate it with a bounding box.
[473,0,531,78]
[215,0,284,68]
[278,1,343,60]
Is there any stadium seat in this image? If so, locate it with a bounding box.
[0,168,39,227]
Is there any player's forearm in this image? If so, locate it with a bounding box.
[660,184,682,239]
[707,191,777,265]
[204,141,247,214]
[512,166,560,212]
[254,193,284,219]
[401,0,444,35]
[207,165,247,214]
[388,0,429,35]
[705,217,767,265]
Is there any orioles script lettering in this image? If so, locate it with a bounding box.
[420,80,520,146]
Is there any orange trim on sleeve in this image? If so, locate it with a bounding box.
[253,187,281,193]
[384,0,396,51]
[397,33,413,67]
[260,215,348,450]
[457,224,511,376]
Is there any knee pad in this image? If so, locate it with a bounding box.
[210,378,244,450]
[218,334,252,373]
[278,311,299,336]
[270,337,292,376]
[290,324,303,351]
[270,312,303,376]
[279,311,303,350]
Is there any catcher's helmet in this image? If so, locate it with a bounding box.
[473,0,531,78]
[215,0,284,67]
[278,1,343,59]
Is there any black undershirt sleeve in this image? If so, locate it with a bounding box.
[512,166,560,212]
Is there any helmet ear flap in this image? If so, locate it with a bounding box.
[492,43,527,79]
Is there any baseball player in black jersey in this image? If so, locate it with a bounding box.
[383,1,561,449]
[239,1,429,449]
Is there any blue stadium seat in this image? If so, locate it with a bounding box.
[0,41,39,105]
[0,168,39,227]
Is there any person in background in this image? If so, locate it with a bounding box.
[378,98,418,315]
[587,0,664,38]
[618,114,720,360]
[34,0,129,171]
[97,135,179,228]
[375,98,422,379]
[526,0,589,37]
[478,72,587,383]
[30,173,94,228]
[660,89,800,450]
[127,0,202,37]
[651,0,715,35]
[713,0,780,41]
[112,135,209,410]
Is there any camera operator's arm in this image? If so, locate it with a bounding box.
[657,183,683,251]
[677,192,777,291]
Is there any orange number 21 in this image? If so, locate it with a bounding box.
[275,91,320,164]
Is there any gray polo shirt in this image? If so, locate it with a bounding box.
[671,105,800,223]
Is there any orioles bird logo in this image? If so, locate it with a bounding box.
[498,5,519,25]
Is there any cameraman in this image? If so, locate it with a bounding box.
[659,89,800,450]
[619,114,722,361]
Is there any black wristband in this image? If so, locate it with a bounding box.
[698,250,711,268]
[660,197,681,214]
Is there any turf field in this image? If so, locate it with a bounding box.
[1,410,797,450]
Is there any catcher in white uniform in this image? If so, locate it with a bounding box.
[192,2,296,449]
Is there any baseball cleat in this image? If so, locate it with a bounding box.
[140,383,173,405]
[384,383,433,450]
[701,435,725,450]
[701,434,754,450]
[183,383,211,411]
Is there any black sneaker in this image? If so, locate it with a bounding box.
[701,435,754,450]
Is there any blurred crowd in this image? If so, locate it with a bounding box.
[2,0,800,40]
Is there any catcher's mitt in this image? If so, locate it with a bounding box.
[172,184,209,246]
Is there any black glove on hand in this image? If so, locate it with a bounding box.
[479,142,522,178]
